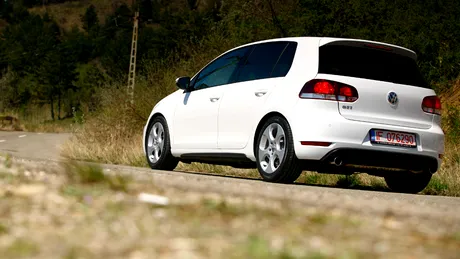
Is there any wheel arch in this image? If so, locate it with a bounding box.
[251,111,290,159]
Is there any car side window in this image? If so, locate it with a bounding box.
[192,47,250,90]
[271,42,297,77]
[235,42,290,83]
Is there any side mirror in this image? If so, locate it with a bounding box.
[175,76,190,90]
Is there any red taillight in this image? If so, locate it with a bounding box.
[422,96,441,115]
[313,81,335,95]
[340,86,353,97]
[299,79,358,102]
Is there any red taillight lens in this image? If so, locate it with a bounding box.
[422,96,441,115]
[340,86,353,97]
[299,79,358,102]
[313,81,335,95]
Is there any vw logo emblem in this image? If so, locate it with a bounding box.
[387,92,398,106]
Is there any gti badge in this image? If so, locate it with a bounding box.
[387,91,398,106]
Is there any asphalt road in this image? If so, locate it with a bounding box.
[2,130,460,222]
[0,131,71,161]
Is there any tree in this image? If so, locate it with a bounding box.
[35,43,78,120]
[2,13,59,75]
[82,4,99,32]
[139,0,154,22]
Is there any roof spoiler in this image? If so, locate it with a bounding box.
[319,38,417,60]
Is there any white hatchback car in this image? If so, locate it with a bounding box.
[143,37,444,193]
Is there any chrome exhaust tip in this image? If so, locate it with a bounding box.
[333,156,343,167]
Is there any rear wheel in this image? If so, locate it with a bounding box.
[145,116,178,170]
[255,116,302,183]
[384,172,432,194]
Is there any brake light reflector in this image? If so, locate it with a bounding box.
[300,141,332,147]
[422,96,441,115]
[299,79,358,102]
[364,43,393,51]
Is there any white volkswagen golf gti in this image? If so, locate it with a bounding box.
[143,37,444,193]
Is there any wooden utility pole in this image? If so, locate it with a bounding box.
[127,10,139,105]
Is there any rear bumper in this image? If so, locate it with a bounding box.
[288,100,444,173]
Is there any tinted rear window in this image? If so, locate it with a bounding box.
[235,41,297,83]
[271,42,297,77]
[319,45,429,88]
[236,42,288,82]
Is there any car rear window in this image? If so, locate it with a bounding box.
[319,45,429,88]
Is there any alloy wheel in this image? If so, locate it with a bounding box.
[258,123,286,174]
[147,122,165,163]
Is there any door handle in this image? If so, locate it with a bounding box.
[255,91,267,97]
[210,97,220,102]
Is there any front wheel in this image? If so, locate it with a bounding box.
[145,116,178,170]
[255,116,302,183]
[384,172,432,194]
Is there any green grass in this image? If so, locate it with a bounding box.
[422,176,450,195]
[0,223,8,235]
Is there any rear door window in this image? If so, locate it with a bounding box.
[271,42,297,77]
[236,42,296,83]
[319,45,429,88]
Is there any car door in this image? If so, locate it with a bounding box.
[173,46,251,150]
[218,42,298,149]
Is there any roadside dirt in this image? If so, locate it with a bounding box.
[0,157,459,259]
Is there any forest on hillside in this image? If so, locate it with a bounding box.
[0,0,459,120]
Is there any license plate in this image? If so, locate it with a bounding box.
[370,129,416,148]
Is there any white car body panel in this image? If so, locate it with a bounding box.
[173,86,224,149]
[217,78,280,149]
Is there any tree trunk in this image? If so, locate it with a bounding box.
[267,0,286,37]
[50,97,55,121]
[58,92,61,120]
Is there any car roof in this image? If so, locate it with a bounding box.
[234,36,417,60]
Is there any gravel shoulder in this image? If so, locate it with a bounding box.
[0,156,459,259]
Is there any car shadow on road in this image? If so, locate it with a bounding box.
[174,170,392,193]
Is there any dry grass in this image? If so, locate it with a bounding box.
[62,132,146,167]
[440,78,460,107]
[62,112,460,196]
[423,143,460,196]
[177,162,261,179]
[0,157,459,259]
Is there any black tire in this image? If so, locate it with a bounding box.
[255,116,302,183]
[144,116,178,170]
[384,172,432,194]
